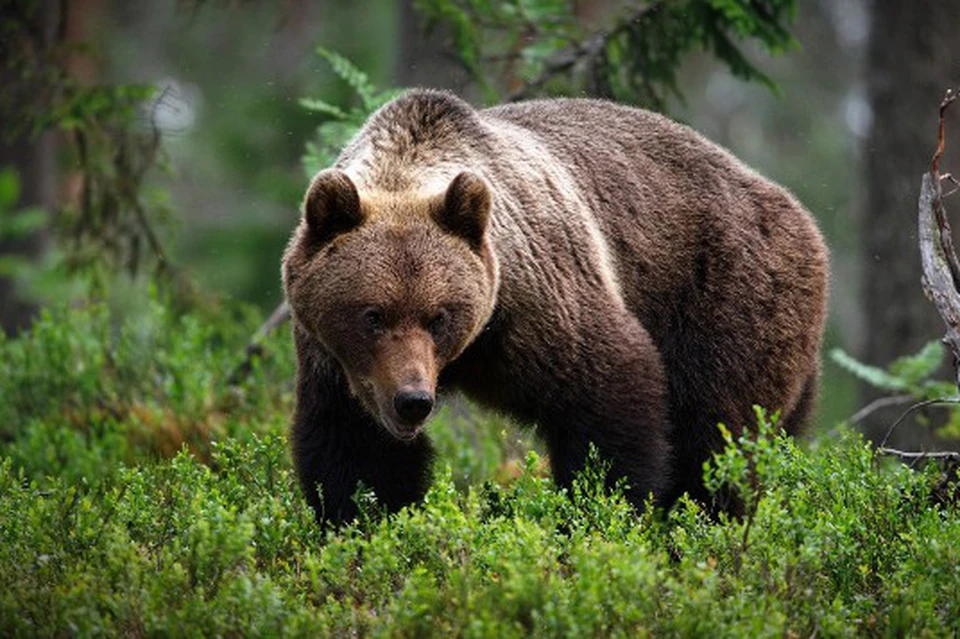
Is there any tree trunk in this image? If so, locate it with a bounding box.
[0,136,56,336]
[0,1,61,335]
[862,0,960,444]
[395,0,472,92]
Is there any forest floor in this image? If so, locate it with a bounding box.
[1,300,958,637]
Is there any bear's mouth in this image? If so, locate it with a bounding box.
[354,377,432,442]
[378,408,429,442]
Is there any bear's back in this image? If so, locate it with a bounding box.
[482,99,824,321]
[482,97,828,445]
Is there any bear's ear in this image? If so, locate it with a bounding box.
[434,171,491,252]
[303,169,364,246]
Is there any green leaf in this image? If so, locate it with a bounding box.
[0,168,21,209]
[298,98,349,119]
[0,254,29,276]
[829,348,911,392]
[887,340,945,385]
[0,208,48,239]
[518,0,568,22]
[317,47,376,110]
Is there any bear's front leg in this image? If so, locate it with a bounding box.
[291,331,434,525]
[539,307,673,510]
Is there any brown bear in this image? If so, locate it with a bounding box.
[282,89,828,524]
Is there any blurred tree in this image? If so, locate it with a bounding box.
[415,0,799,108]
[0,135,56,336]
[0,0,191,329]
[861,0,960,444]
[397,0,472,91]
[0,2,59,334]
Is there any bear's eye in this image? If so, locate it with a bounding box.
[427,309,450,338]
[362,307,386,335]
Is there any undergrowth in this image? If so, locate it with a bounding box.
[1,301,958,636]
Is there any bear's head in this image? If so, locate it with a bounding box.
[282,168,499,441]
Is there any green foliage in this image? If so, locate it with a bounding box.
[55,85,170,279]
[1,305,959,635]
[429,405,537,490]
[2,397,959,633]
[830,341,960,437]
[2,2,172,282]
[0,295,295,486]
[0,168,48,278]
[300,48,403,176]
[831,341,948,395]
[415,0,798,109]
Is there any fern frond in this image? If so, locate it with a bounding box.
[298,98,349,119]
[829,348,910,392]
[888,340,945,386]
[316,47,376,110]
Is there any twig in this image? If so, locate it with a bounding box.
[942,173,960,198]
[847,394,913,425]
[877,448,960,460]
[931,88,957,175]
[879,397,960,450]
[134,87,176,277]
[227,300,292,386]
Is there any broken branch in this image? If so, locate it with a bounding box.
[227,300,292,386]
[919,88,960,390]
[875,87,960,463]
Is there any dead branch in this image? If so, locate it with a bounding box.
[227,300,291,386]
[877,448,960,461]
[931,89,957,175]
[919,88,960,389]
[875,87,960,463]
[847,394,914,425]
[943,173,960,198]
[879,397,960,449]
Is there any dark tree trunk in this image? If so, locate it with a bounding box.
[395,0,471,92]
[862,0,960,444]
[0,1,61,336]
[0,136,56,336]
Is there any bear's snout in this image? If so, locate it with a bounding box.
[393,389,434,426]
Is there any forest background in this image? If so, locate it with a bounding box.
[2,1,960,635]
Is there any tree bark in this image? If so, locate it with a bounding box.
[862,0,960,444]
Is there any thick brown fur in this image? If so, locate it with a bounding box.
[282,89,829,524]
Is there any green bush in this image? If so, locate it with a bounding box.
[1,304,959,636]
[0,296,295,485]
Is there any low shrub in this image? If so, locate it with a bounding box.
[1,303,958,636]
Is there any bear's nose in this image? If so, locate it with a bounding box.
[393,390,434,425]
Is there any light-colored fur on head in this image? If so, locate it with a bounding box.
[283,158,499,439]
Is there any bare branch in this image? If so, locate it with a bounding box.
[942,173,960,198]
[880,397,960,449]
[931,88,958,175]
[919,89,960,390]
[227,301,292,386]
[877,448,960,461]
[847,394,914,425]
[879,90,960,462]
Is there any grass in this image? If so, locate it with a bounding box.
[1,299,958,636]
